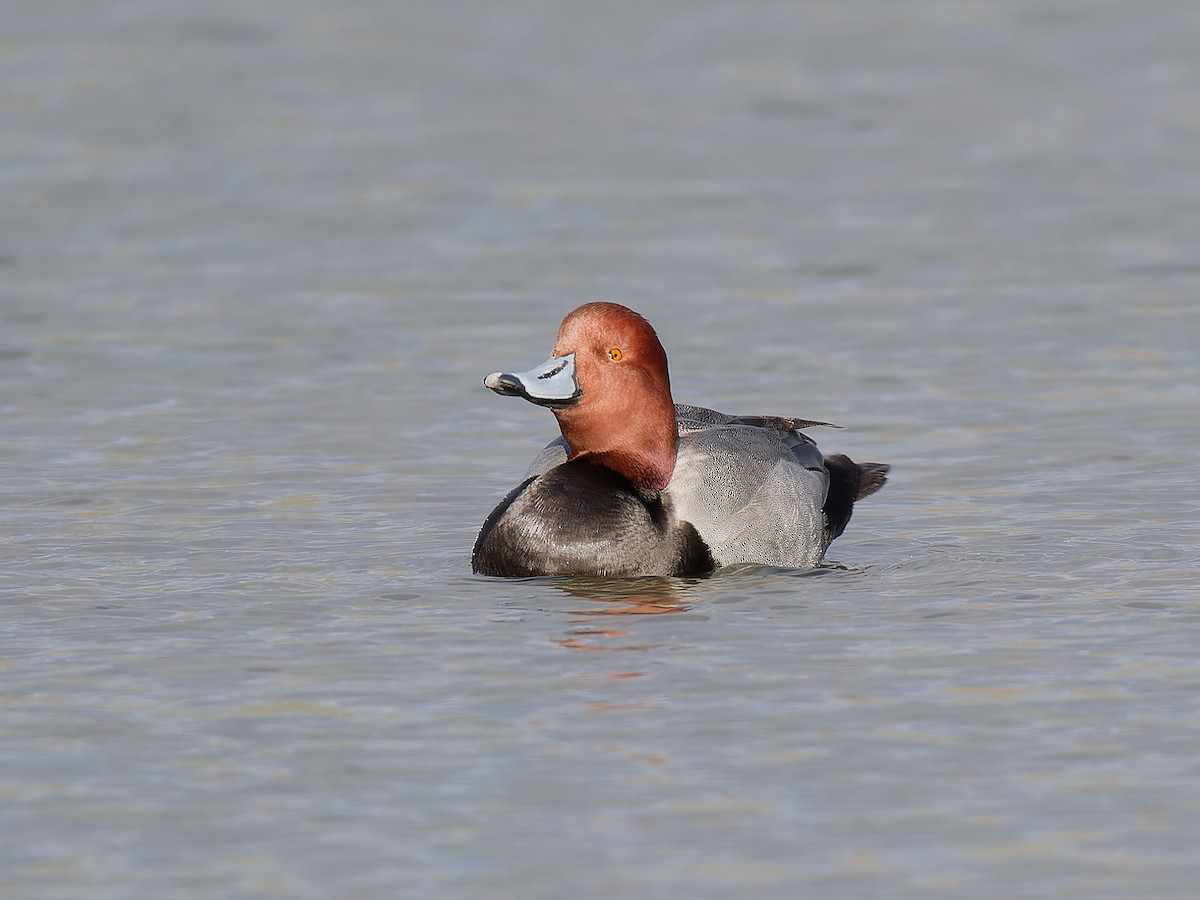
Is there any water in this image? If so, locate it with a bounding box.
[3,1,1199,897]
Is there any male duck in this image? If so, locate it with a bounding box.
[472,302,888,577]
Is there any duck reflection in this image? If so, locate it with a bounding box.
[548,575,694,616]
[541,576,692,657]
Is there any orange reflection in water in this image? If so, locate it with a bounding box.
[555,627,657,658]
[556,632,655,704]
[549,578,693,662]
[549,576,693,617]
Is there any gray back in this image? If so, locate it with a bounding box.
[524,404,832,568]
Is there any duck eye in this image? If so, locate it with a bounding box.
[608,347,623,361]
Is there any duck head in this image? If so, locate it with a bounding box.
[484,302,678,496]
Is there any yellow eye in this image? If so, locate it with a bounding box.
[608,347,623,361]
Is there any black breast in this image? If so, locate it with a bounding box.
[472,458,712,577]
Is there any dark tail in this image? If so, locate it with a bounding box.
[823,455,890,541]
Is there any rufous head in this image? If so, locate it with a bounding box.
[483,302,678,495]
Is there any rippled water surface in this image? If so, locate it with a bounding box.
[4,1,1199,897]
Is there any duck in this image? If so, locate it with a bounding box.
[472,302,888,577]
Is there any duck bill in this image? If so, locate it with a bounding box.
[483,353,581,408]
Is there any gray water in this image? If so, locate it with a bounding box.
[3,1,1199,897]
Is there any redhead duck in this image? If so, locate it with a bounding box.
[472,302,888,577]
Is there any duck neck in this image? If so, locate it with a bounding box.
[555,397,677,498]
